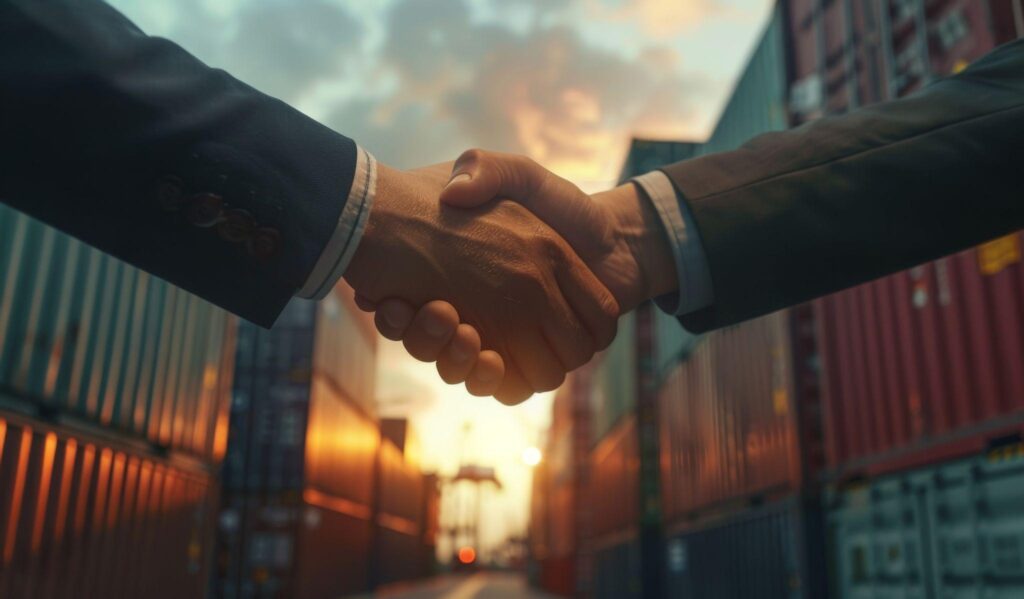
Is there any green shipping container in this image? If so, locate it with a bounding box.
[828,445,1024,598]
[0,205,235,461]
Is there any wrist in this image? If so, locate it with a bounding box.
[593,183,678,307]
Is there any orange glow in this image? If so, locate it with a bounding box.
[31,433,59,552]
[92,448,113,532]
[303,488,372,521]
[4,427,32,565]
[53,439,78,543]
[73,445,96,534]
[458,546,477,564]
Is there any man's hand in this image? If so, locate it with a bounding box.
[343,162,619,405]
[441,150,678,313]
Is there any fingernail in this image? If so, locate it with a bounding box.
[445,173,471,188]
[424,317,449,338]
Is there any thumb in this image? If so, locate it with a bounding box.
[441,149,609,260]
[440,149,542,209]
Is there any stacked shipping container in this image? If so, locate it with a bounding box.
[214,289,436,598]
[0,204,237,597]
[784,1,1024,597]
[654,7,831,599]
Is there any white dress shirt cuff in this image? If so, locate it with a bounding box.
[631,170,714,316]
[297,146,377,300]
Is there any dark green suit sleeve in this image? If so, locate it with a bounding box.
[662,39,1024,333]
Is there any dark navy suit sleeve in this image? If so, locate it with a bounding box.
[0,0,359,327]
[660,39,1024,333]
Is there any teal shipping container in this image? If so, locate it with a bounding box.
[828,445,1024,598]
[616,5,789,382]
[588,313,637,444]
[0,205,235,461]
[664,497,825,599]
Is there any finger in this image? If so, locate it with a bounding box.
[492,362,536,406]
[402,301,460,362]
[354,293,378,312]
[465,350,505,397]
[436,324,482,384]
[556,260,620,352]
[510,329,566,394]
[374,300,416,341]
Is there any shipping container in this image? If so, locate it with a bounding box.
[817,234,1024,478]
[0,412,217,599]
[591,537,642,599]
[589,314,638,444]
[783,0,1024,477]
[588,414,639,548]
[664,497,825,599]
[216,289,434,597]
[529,373,594,597]
[828,444,1024,598]
[372,436,427,587]
[0,204,236,462]
[215,290,385,598]
[658,309,823,521]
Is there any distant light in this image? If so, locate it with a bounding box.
[522,447,542,467]
[458,546,477,564]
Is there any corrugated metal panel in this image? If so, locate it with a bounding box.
[218,288,383,598]
[0,413,216,599]
[664,498,825,599]
[588,414,639,542]
[828,445,1024,598]
[589,313,637,444]
[659,311,819,520]
[781,0,1024,476]
[591,537,642,599]
[696,4,789,157]
[817,233,1024,476]
[0,205,236,462]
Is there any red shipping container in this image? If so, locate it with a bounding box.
[588,414,639,542]
[817,233,1024,476]
[658,308,822,521]
[782,0,1024,476]
[0,412,216,599]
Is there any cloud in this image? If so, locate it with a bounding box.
[324,0,710,186]
[589,0,725,38]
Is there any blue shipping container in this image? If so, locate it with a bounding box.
[828,445,1024,599]
[663,497,825,599]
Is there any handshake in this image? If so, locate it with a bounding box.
[343,150,679,405]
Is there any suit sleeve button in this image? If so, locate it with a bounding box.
[156,176,185,211]
[217,209,256,242]
[246,227,280,259]
[186,192,224,227]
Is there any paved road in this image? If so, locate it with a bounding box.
[370,573,559,599]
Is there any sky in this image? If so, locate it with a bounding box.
[110,0,773,558]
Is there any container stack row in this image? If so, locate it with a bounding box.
[213,289,438,599]
[529,1,1024,597]
[0,204,237,598]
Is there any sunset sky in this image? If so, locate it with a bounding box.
[111,0,773,558]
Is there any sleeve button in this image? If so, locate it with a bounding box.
[156,176,186,211]
[246,227,280,259]
[217,209,256,243]
[186,192,225,227]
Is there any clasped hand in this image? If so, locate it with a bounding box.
[343,151,677,404]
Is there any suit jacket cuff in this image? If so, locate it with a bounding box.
[631,170,714,315]
[297,146,378,299]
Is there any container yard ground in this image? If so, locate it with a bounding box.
[365,572,560,599]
